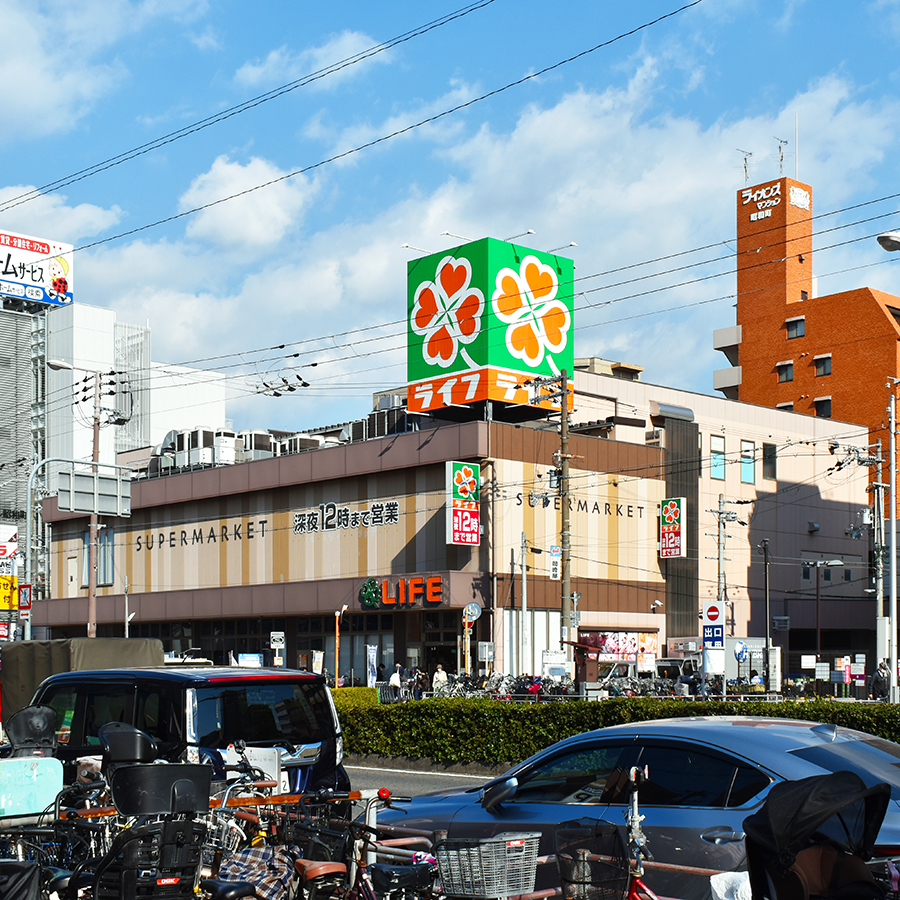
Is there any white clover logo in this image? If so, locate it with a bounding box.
[492,255,570,369]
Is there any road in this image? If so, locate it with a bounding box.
[345,761,490,800]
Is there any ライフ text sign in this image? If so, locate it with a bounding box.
[659,497,686,559]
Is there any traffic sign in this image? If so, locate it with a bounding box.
[463,602,482,622]
[703,624,724,648]
[18,584,31,621]
[270,631,285,649]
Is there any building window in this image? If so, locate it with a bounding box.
[814,397,832,418]
[762,443,777,481]
[800,290,808,301]
[776,402,794,412]
[802,563,811,581]
[740,440,755,484]
[786,318,805,339]
[82,527,115,587]
[710,434,725,480]
[815,356,832,376]
[777,362,793,383]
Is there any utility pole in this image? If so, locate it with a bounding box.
[521,530,528,676]
[757,539,770,691]
[87,371,100,639]
[560,369,572,666]
[521,370,574,668]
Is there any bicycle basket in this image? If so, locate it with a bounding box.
[555,818,629,900]
[435,832,540,898]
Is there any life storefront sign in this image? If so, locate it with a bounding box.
[659,497,686,559]
[447,461,481,546]
[359,575,444,609]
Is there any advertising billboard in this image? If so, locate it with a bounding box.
[659,497,686,559]
[407,238,574,413]
[0,230,73,306]
[446,461,480,546]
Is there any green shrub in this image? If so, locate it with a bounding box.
[335,697,900,766]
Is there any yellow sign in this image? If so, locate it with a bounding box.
[0,576,18,610]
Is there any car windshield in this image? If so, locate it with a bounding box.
[789,737,900,799]
[194,680,331,748]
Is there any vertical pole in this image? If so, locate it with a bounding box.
[560,370,572,668]
[124,576,129,638]
[87,372,100,639]
[718,494,726,699]
[521,531,528,676]
[816,563,822,663]
[334,611,341,688]
[891,391,898,702]
[464,611,471,676]
[760,539,770,691]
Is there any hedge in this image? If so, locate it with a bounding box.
[330,691,900,766]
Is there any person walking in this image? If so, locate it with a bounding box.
[432,664,448,695]
[389,663,403,702]
[871,660,889,701]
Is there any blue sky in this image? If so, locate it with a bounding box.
[7,0,900,432]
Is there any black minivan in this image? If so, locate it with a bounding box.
[30,666,349,791]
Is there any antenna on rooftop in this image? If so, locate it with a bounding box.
[737,149,753,187]
[775,137,788,177]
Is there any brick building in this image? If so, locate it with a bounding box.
[714,175,900,433]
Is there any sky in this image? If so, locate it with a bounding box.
[7,0,900,434]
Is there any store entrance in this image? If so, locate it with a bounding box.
[425,643,458,678]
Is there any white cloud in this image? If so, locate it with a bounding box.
[179,155,316,247]
[0,0,208,140]
[234,31,391,91]
[0,186,121,243]
[75,57,900,429]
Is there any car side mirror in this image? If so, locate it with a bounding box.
[481,776,518,811]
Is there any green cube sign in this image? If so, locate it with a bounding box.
[407,237,574,412]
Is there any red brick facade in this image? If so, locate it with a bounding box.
[732,176,900,458]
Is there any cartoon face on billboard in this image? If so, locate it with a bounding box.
[407,238,574,412]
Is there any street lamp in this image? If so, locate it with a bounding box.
[813,559,844,662]
[875,234,900,702]
[757,539,771,691]
[47,359,102,638]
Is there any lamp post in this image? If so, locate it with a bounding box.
[47,359,102,638]
[334,604,348,686]
[875,235,900,701]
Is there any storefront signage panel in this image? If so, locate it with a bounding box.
[293,500,400,534]
[407,237,574,413]
[496,460,664,586]
[659,497,686,559]
[447,461,480,546]
[359,575,444,609]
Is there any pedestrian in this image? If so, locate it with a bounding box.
[376,662,385,682]
[416,667,429,699]
[871,660,889,701]
[432,664,448,695]
[389,663,403,702]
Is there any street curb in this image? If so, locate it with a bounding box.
[343,753,510,779]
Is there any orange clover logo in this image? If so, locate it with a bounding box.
[492,256,570,368]
[454,466,477,498]
[662,500,680,524]
[411,256,484,369]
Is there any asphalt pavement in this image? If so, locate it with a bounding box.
[344,753,508,800]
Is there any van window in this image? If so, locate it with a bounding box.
[83,685,132,746]
[40,686,78,745]
[193,680,331,749]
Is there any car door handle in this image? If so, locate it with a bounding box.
[701,827,745,845]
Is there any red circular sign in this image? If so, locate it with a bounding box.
[707,605,720,622]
